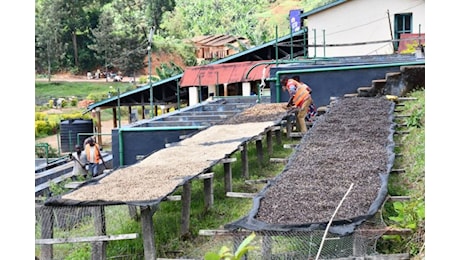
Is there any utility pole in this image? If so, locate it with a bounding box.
[148,27,155,118]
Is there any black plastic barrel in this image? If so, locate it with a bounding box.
[60,119,94,153]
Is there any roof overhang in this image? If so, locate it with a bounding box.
[179,60,273,87]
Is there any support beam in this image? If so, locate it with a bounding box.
[36,233,139,245]
[226,192,256,198]
[240,143,249,179]
[255,137,264,167]
[181,182,192,239]
[200,173,214,211]
[222,158,236,192]
[266,130,273,156]
[140,206,156,260]
[92,206,107,260]
[39,206,54,260]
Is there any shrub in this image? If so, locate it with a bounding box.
[35,120,50,137]
[36,112,47,121]
[138,75,148,84]
[70,97,78,107]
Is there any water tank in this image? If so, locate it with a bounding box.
[60,119,94,153]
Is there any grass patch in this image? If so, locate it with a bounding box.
[378,89,425,257]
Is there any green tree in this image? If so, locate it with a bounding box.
[160,0,272,45]
[35,0,69,79]
[88,8,121,81]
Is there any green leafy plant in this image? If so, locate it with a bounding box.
[204,232,257,260]
[388,200,424,230]
[405,108,424,128]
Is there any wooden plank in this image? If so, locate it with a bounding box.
[245,179,271,184]
[270,158,288,163]
[35,233,139,245]
[397,97,417,101]
[64,181,85,189]
[197,172,214,179]
[289,132,304,138]
[165,195,181,201]
[283,144,297,149]
[35,171,76,193]
[327,253,410,260]
[220,157,237,163]
[226,192,256,198]
[199,229,250,236]
[269,125,281,131]
[388,196,411,201]
[357,228,412,236]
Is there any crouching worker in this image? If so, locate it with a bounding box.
[281,76,314,133]
[70,144,88,179]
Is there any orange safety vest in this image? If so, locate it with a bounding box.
[85,144,101,163]
[292,85,311,107]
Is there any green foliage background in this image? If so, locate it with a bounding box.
[35,0,332,77]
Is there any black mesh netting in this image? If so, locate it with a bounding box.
[225,97,396,236]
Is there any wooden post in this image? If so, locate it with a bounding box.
[199,173,214,212]
[39,205,54,260]
[273,126,282,145]
[286,118,292,138]
[222,158,236,193]
[128,206,139,220]
[141,105,146,119]
[92,206,107,260]
[140,206,156,260]
[112,107,117,128]
[128,106,132,123]
[262,235,273,260]
[181,182,192,239]
[255,137,264,168]
[266,131,273,156]
[241,143,249,179]
[96,108,103,146]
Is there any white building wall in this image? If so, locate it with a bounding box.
[307,0,425,57]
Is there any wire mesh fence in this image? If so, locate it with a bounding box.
[35,203,391,259]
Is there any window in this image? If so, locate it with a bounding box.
[394,13,413,50]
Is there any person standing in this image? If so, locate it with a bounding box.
[70,144,88,178]
[281,76,314,133]
[85,137,104,177]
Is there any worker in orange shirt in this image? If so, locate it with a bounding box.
[281,76,315,133]
[85,137,105,177]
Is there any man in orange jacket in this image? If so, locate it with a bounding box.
[85,137,105,177]
[281,76,314,133]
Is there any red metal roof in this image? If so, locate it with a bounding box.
[179,60,272,87]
